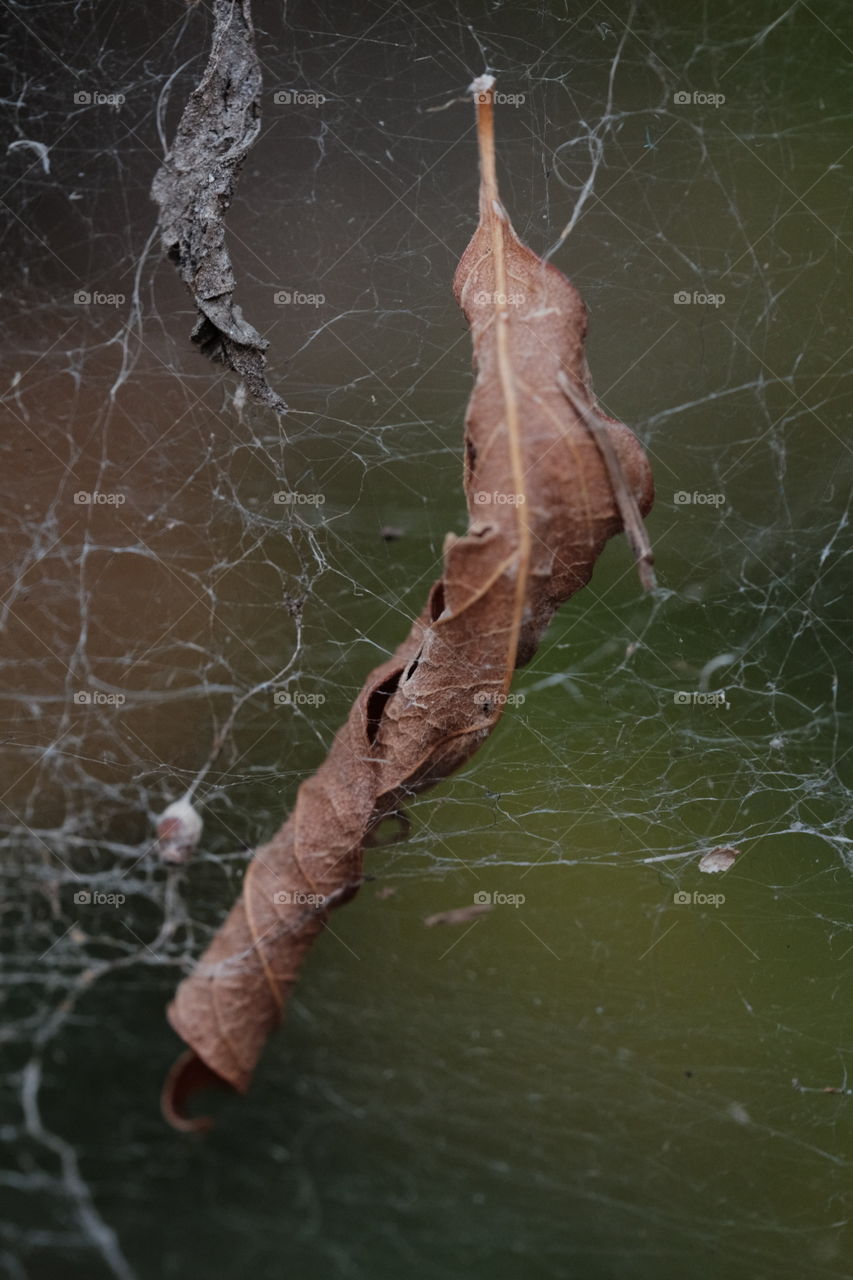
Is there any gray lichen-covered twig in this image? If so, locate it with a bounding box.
[151,0,285,412]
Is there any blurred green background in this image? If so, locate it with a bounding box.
[2,2,852,1277]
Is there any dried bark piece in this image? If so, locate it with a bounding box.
[162,76,654,1128]
[151,0,285,412]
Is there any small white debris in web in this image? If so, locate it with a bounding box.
[699,846,740,874]
[7,139,50,173]
[469,74,495,96]
[156,796,203,865]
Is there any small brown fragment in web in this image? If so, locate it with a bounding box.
[424,904,493,927]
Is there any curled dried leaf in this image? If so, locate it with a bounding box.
[161,77,654,1125]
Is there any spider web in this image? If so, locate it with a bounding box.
[2,2,853,1278]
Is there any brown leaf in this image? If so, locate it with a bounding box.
[161,76,654,1126]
